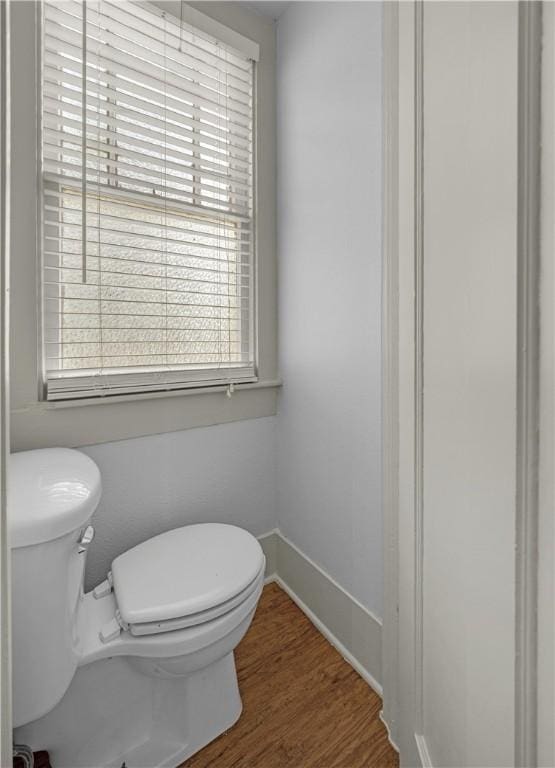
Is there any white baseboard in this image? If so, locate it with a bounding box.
[256,529,383,697]
[258,528,279,579]
[273,575,382,696]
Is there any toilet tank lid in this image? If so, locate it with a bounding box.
[9,448,102,548]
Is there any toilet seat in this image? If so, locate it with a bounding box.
[78,564,265,667]
[102,523,265,638]
[124,571,263,636]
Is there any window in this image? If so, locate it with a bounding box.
[41,0,256,400]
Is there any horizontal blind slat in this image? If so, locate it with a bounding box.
[42,143,252,200]
[44,184,250,231]
[43,181,253,228]
[44,250,251,278]
[44,275,250,295]
[43,231,252,258]
[44,1,252,82]
[45,220,252,251]
[98,0,253,74]
[43,30,253,129]
[44,3,253,99]
[46,368,257,401]
[43,144,253,203]
[42,162,251,216]
[44,252,250,277]
[42,110,251,171]
[45,207,252,244]
[82,20,252,108]
[44,294,248,310]
[44,202,252,246]
[42,76,252,157]
[45,307,243,320]
[42,121,251,183]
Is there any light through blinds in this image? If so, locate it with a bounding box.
[41,0,256,400]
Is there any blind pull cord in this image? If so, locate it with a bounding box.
[179,1,184,52]
[81,0,87,284]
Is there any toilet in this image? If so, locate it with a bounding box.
[10,447,265,768]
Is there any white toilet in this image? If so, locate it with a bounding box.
[10,447,265,768]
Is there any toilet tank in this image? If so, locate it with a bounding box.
[9,448,102,728]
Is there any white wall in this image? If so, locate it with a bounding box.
[81,417,276,590]
[276,2,383,617]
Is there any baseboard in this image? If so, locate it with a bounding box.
[258,529,278,580]
[274,575,383,696]
[256,530,383,696]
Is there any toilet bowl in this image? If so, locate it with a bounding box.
[10,448,265,768]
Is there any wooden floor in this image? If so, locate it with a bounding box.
[183,583,399,768]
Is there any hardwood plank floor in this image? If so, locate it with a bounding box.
[182,582,399,768]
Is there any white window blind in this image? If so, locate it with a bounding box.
[41,0,256,400]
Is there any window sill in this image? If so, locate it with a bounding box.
[11,379,282,451]
[43,378,281,409]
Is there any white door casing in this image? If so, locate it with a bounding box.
[0,0,11,763]
[537,4,555,767]
[381,2,545,766]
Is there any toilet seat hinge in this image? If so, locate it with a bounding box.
[93,571,113,600]
[116,609,129,632]
[99,617,120,644]
[99,609,128,644]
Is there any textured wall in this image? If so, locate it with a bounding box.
[276,1,383,617]
[81,417,276,590]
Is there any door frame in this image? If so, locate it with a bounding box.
[380,2,544,765]
[0,0,11,763]
[381,1,422,763]
[515,4,542,765]
[537,5,555,766]
[380,0,401,752]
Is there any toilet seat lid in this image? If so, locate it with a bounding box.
[111,523,265,627]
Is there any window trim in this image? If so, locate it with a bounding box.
[9,0,278,451]
[38,0,259,402]
[44,376,281,410]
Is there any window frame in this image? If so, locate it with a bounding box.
[38,0,259,402]
[9,0,278,451]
